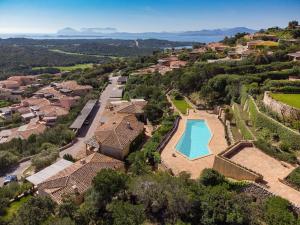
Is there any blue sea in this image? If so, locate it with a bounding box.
[0,33,225,43]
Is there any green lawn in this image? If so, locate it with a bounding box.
[33,63,94,72]
[0,100,11,108]
[270,93,300,109]
[172,98,192,115]
[2,195,32,222]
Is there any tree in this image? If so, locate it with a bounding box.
[107,200,146,225]
[12,196,55,225]
[129,172,193,223]
[144,103,164,123]
[292,29,300,38]
[58,198,78,219]
[199,169,225,186]
[92,169,128,205]
[198,186,252,225]
[288,20,299,29]
[44,217,76,225]
[0,151,19,171]
[264,197,297,225]
[31,146,59,171]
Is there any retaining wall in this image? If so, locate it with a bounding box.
[213,142,263,182]
[263,91,300,120]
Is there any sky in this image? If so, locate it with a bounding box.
[0,0,300,33]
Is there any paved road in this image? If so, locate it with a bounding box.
[60,75,120,157]
[0,75,120,186]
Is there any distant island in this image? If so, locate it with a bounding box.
[0,27,257,42]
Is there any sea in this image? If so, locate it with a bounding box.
[0,33,225,43]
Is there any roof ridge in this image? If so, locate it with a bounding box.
[112,114,134,148]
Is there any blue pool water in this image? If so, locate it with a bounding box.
[176,120,212,160]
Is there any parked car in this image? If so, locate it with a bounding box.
[3,175,18,185]
[84,119,89,125]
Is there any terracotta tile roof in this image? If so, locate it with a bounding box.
[39,105,69,117]
[0,80,20,89]
[94,114,144,150]
[56,81,92,92]
[22,98,51,108]
[38,153,124,204]
[116,101,147,114]
[169,60,187,69]
[16,122,47,139]
[37,87,64,98]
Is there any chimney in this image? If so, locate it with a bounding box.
[80,159,86,165]
[127,122,132,129]
[72,185,79,195]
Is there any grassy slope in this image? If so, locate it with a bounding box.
[33,63,94,71]
[2,195,32,222]
[172,98,192,115]
[270,93,300,109]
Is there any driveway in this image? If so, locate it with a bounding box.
[60,75,120,158]
[0,75,121,186]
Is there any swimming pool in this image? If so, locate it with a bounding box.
[176,119,212,160]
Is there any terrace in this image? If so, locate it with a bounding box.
[160,109,227,178]
[214,142,300,206]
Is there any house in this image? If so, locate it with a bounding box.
[112,99,148,121]
[37,153,124,204]
[0,88,22,102]
[21,112,36,122]
[245,33,278,42]
[207,42,230,52]
[117,76,128,85]
[16,122,47,139]
[170,60,187,69]
[26,159,74,186]
[85,114,144,160]
[55,81,93,96]
[7,76,36,86]
[228,51,242,59]
[287,52,300,61]
[247,40,278,50]
[0,80,20,90]
[0,128,17,143]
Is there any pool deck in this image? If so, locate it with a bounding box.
[161,109,228,179]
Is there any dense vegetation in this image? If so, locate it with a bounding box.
[0,38,194,77]
[1,169,299,225]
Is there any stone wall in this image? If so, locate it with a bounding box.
[213,142,263,182]
[263,91,300,120]
[213,156,262,182]
[241,183,300,214]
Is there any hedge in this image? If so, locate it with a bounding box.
[232,103,254,140]
[247,97,300,150]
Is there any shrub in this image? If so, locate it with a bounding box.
[63,154,76,162]
[264,196,297,225]
[248,97,300,150]
[232,104,254,140]
[0,151,19,171]
[253,139,297,164]
[199,169,225,186]
[31,145,59,171]
[286,167,300,189]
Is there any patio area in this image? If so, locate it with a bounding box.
[229,146,300,206]
[160,109,228,179]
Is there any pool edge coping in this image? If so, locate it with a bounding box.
[173,118,214,161]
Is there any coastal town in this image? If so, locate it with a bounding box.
[1,6,300,223]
